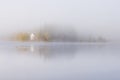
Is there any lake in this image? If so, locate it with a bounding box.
[0,42,119,80]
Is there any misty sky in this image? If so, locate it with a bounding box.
[0,0,120,41]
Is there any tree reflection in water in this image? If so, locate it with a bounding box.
[15,43,106,60]
[16,44,80,59]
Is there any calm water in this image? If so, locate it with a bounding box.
[0,42,120,80]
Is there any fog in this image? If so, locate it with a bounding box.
[0,0,120,41]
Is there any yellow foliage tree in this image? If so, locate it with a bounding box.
[15,33,29,41]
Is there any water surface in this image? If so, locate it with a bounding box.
[0,42,119,80]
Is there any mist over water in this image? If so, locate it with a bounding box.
[0,0,120,41]
[0,0,120,79]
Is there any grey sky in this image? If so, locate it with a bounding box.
[0,0,120,41]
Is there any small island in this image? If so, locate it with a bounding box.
[10,26,107,42]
